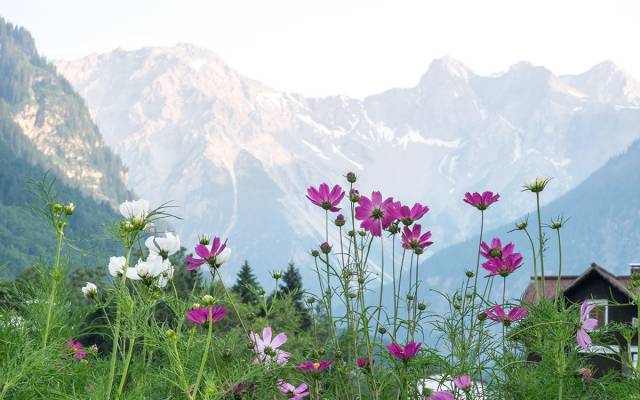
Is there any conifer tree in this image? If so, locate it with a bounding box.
[232,260,261,305]
[279,261,311,330]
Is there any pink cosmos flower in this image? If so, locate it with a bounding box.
[185,305,228,325]
[480,238,515,260]
[279,381,309,399]
[185,236,229,270]
[66,339,88,360]
[464,191,500,210]
[579,367,593,384]
[482,252,523,277]
[296,360,334,373]
[577,301,598,351]
[484,305,528,325]
[386,341,421,361]
[428,391,454,400]
[453,375,472,391]
[249,327,291,365]
[401,224,433,253]
[356,356,373,371]
[306,183,345,212]
[355,191,399,236]
[398,203,429,226]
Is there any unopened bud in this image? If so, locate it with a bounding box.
[465,270,474,278]
[346,172,357,183]
[222,348,232,360]
[418,303,426,311]
[349,189,360,203]
[377,327,387,334]
[272,271,282,280]
[387,223,400,235]
[334,214,346,227]
[64,202,75,215]
[199,234,210,245]
[478,312,487,321]
[357,276,365,285]
[358,230,366,237]
[306,297,316,305]
[407,294,415,301]
[320,242,332,254]
[166,329,176,339]
[311,250,320,258]
[202,295,214,306]
[348,292,357,299]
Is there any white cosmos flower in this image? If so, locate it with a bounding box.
[145,232,180,259]
[215,247,231,267]
[108,256,127,277]
[81,282,98,298]
[126,256,172,281]
[119,199,150,223]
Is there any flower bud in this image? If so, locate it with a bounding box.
[51,203,64,214]
[306,297,316,305]
[357,276,365,285]
[515,221,528,230]
[478,311,487,321]
[318,349,326,357]
[247,341,256,350]
[414,247,424,255]
[272,271,282,280]
[348,292,357,299]
[523,176,551,193]
[418,303,426,311]
[407,294,415,301]
[320,242,332,254]
[246,312,256,320]
[347,230,355,237]
[199,234,210,246]
[377,327,387,334]
[192,303,201,309]
[222,348,232,360]
[465,270,474,278]
[387,223,400,235]
[80,359,89,365]
[334,214,346,227]
[454,303,461,310]
[64,202,75,215]
[349,189,360,203]
[166,329,176,340]
[202,294,214,306]
[346,172,357,183]
[310,250,320,258]
[358,230,366,237]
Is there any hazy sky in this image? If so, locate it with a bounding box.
[2,0,639,98]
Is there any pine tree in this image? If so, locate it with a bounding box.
[232,260,261,305]
[279,261,311,330]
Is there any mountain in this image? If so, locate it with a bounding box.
[0,17,130,206]
[411,137,640,305]
[0,17,131,277]
[55,44,640,285]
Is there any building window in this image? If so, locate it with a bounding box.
[589,299,609,327]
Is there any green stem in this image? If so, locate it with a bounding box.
[116,337,136,399]
[324,210,335,340]
[374,231,385,342]
[393,250,406,338]
[171,340,190,400]
[106,246,132,399]
[42,233,63,348]
[412,253,419,341]
[523,228,539,302]
[554,228,563,307]
[216,269,249,337]
[535,193,546,293]
[192,308,213,400]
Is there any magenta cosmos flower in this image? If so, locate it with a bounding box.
[482,252,523,277]
[401,224,433,254]
[296,360,334,373]
[355,191,398,236]
[577,301,598,351]
[464,191,500,210]
[66,339,88,360]
[453,375,472,392]
[185,236,229,270]
[185,305,227,325]
[480,238,515,260]
[249,326,291,365]
[279,381,309,399]
[306,183,345,212]
[485,305,528,326]
[387,341,421,361]
[428,391,454,400]
[356,356,373,371]
[398,202,429,226]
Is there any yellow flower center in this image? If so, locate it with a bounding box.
[313,362,321,370]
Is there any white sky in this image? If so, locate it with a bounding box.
[2,0,639,98]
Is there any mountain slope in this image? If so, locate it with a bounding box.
[414,138,640,303]
[0,17,130,205]
[56,45,640,285]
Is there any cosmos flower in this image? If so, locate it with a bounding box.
[482,252,523,278]
[453,375,472,392]
[398,203,429,226]
[356,356,373,371]
[296,360,334,373]
[484,305,528,325]
[480,238,515,260]
[279,381,309,399]
[463,191,500,211]
[81,282,97,298]
[249,327,291,365]
[428,391,454,400]
[67,339,88,360]
[577,301,598,351]
[118,199,152,229]
[185,305,228,325]
[579,367,593,384]
[306,183,345,212]
[401,224,433,254]
[355,191,398,236]
[523,176,551,193]
[145,232,180,260]
[125,256,174,286]
[386,341,421,361]
[185,236,230,270]
[108,256,127,277]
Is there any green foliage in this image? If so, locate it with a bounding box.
[232,260,261,305]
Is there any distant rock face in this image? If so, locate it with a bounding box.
[56,44,640,284]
